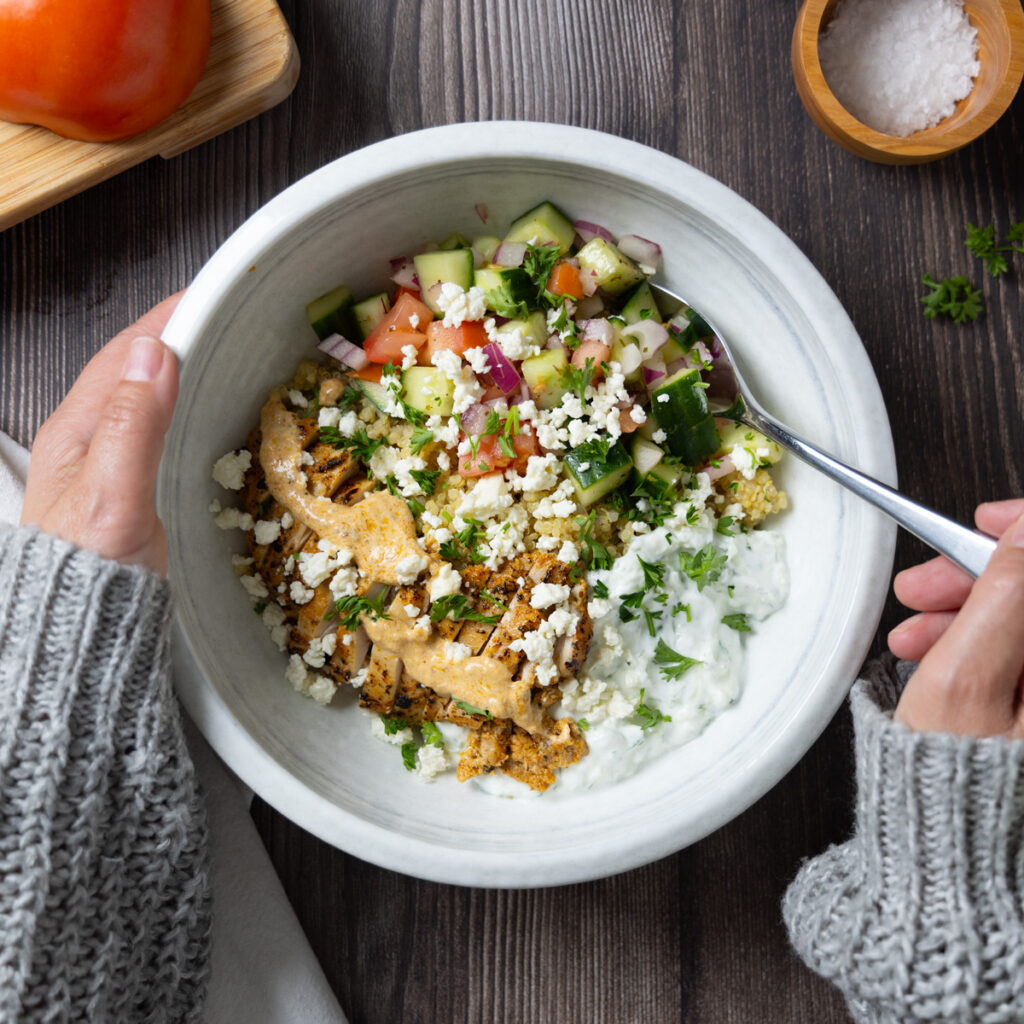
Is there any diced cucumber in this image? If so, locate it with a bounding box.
[647,460,686,495]
[715,422,783,465]
[353,293,390,340]
[474,266,535,316]
[576,238,644,295]
[472,235,501,263]
[630,436,664,477]
[502,200,576,255]
[521,349,568,410]
[650,368,720,465]
[610,328,643,384]
[492,311,547,355]
[438,232,470,250]
[414,249,475,315]
[564,442,633,506]
[402,366,455,417]
[621,280,660,324]
[306,284,358,341]
[351,377,390,412]
[660,335,688,366]
[669,307,714,350]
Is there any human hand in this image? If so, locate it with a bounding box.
[20,294,182,576]
[889,499,1024,737]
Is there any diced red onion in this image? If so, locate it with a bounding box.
[703,456,736,482]
[493,242,527,268]
[390,259,419,289]
[579,269,599,297]
[318,333,369,371]
[574,219,614,244]
[579,319,614,347]
[667,310,691,336]
[474,203,489,223]
[709,337,723,359]
[621,319,668,359]
[459,403,488,435]
[695,341,712,365]
[642,363,666,386]
[617,234,662,269]
[427,282,444,304]
[482,342,522,394]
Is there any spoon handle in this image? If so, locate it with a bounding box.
[747,409,996,578]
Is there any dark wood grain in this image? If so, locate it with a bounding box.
[3,1,1022,1021]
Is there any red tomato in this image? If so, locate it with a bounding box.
[547,262,585,300]
[349,363,385,383]
[363,293,433,363]
[458,424,538,477]
[393,286,422,303]
[364,329,426,365]
[0,0,212,142]
[418,320,488,364]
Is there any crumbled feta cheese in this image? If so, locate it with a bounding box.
[253,519,281,545]
[415,743,449,779]
[464,346,491,375]
[446,640,472,662]
[395,553,428,584]
[408,313,420,330]
[212,449,252,491]
[288,389,309,408]
[429,562,462,602]
[630,405,647,424]
[401,344,419,371]
[656,393,670,403]
[370,716,414,745]
[436,282,487,328]
[329,566,359,601]
[240,574,269,600]
[280,511,294,529]
[457,473,513,520]
[652,428,667,443]
[514,453,561,493]
[286,654,336,705]
[557,540,580,565]
[231,554,254,572]
[290,581,315,605]
[531,582,570,610]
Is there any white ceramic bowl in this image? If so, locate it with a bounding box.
[159,121,896,888]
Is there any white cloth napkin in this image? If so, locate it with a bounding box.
[0,431,347,1024]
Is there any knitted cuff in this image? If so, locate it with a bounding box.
[0,524,210,1023]
[784,656,1024,1024]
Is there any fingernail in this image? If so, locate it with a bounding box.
[122,335,164,382]
[1010,514,1024,548]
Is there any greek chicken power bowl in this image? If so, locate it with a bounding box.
[208,201,791,796]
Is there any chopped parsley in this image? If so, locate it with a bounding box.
[420,721,445,747]
[410,468,440,495]
[454,699,493,719]
[577,718,590,731]
[485,281,529,320]
[575,511,613,573]
[591,580,609,599]
[679,544,727,591]
[722,613,752,632]
[523,242,562,300]
[672,601,691,621]
[429,593,500,625]
[634,689,671,730]
[560,357,599,403]
[319,426,384,463]
[716,516,735,537]
[329,591,391,629]
[480,589,509,612]
[637,554,666,590]
[653,639,702,680]
[409,426,435,455]
[401,742,418,771]
[381,715,408,735]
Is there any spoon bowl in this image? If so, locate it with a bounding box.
[651,283,996,577]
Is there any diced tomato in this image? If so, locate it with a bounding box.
[479,383,506,402]
[572,339,611,379]
[547,262,585,300]
[363,292,433,363]
[393,285,423,303]
[457,423,538,477]
[418,320,489,365]
[349,362,385,383]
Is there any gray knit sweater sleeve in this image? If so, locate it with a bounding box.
[784,656,1024,1024]
[0,524,211,1023]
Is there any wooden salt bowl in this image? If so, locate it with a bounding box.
[792,0,1024,164]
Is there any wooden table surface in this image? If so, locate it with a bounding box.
[2,3,1022,1021]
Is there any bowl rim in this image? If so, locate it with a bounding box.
[792,0,1024,164]
[160,121,897,886]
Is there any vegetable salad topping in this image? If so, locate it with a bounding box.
[211,200,790,793]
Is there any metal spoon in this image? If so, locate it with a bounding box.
[650,284,996,578]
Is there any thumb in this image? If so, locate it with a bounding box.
[82,335,179,518]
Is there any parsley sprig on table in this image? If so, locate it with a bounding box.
[965,221,1024,277]
[920,274,983,324]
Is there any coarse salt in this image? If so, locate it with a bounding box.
[818,0,980,137]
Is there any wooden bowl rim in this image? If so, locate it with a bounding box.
[794,0,1024,159]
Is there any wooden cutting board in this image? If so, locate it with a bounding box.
[0,0,299,231]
